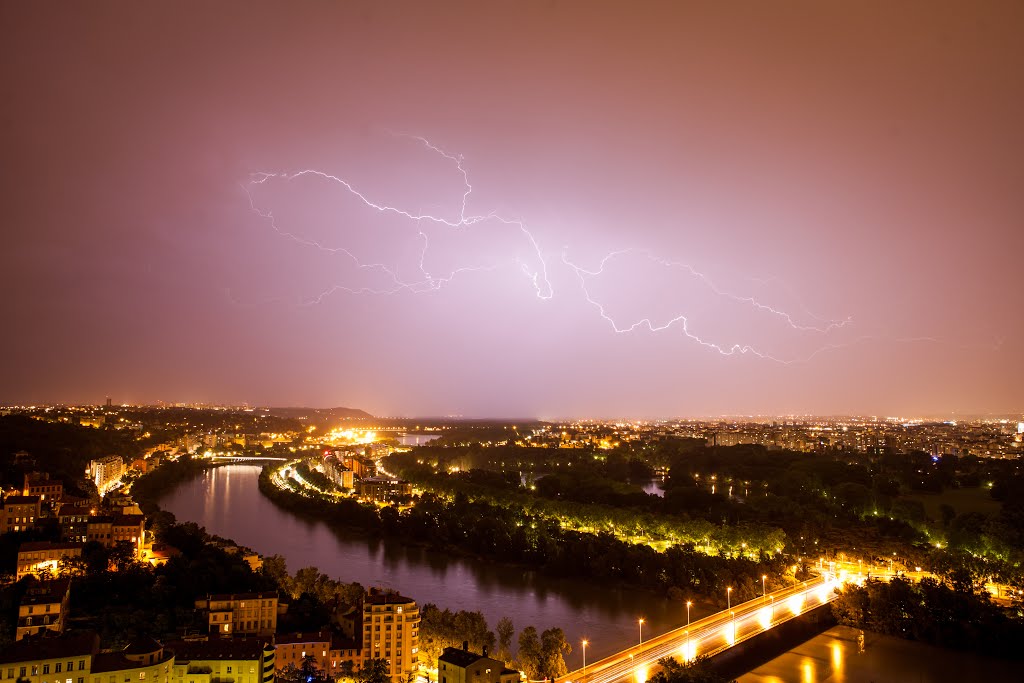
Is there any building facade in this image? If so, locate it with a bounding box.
[361,591,419,683]
[166,638,275,683]
[438,646,520,683]
[2,495,41,534]
[16,578,72,641]
[16,542,84,580]
[87,456,125,492]
[195,592,278,637]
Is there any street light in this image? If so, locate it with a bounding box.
[582,640,588,683]
[638,618,644,645]
[727,587,732,610]
[686,601,692,662]
[762,575,767,602]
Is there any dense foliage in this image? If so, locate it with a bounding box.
[0,414,136,495]
[831,577,1024,658]
[260,466,788,605]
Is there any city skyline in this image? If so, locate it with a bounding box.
[2,1,1022,417]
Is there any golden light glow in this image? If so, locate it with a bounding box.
[789,593,804,616]
[324,428,377,444]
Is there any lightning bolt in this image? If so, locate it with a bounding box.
[243,135,983,364]
[565,248,852,334]
[243,135,553,303]
[561,248,862,364]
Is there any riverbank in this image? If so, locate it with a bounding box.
[159,465,698,662]
[259,460,794,615]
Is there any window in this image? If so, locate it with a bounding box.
[139,674,145,680]
[80,662,87,671]
[226,669,232,675]
[44,665,51,674]
[57,664,63,673]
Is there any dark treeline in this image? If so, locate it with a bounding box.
[385,452,788,558]
[831,577,1024,658]
[259,466,788,605]
[131,454,214,514]
[388,443,1024,588]
[0,414,137,495]
[0,514,277,648]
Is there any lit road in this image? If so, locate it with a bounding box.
[557,576,844,683]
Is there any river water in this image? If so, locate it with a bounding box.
[738,625,1018,683]
[158,465,689,661]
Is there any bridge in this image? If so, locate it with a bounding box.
[557,575,844,683]
[207,455,289,462]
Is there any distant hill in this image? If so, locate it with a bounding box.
[265,406,374,421]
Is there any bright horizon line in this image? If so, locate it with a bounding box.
[3,402,1022,422]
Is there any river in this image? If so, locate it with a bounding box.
[738,625,1018,683]
[158,465,690,661]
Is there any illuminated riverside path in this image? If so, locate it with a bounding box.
[557,575,844,683]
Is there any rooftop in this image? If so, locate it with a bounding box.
[18,541,84,553]
[0,632,99,664]
[167,638,271,661]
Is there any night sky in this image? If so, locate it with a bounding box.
[2,1,1022,417]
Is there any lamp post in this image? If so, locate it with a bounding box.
[769,595,775,623]
[638,618,644,645]
[582,640,588,683]
[727,587,732,610]
[685,601,692,662]
[762,575,767,602]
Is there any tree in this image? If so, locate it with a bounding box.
[300,654,327,682]
[495,617,515,664]
[262,554,290,592]
[517,626,542,680]
[647,656,727,683]
[109,541,139,572]
[355,659,390,683]
[539,628,571,679]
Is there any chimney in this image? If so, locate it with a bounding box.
[463,641,469,652]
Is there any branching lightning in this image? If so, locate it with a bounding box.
[559,247,864,363]
[244,135,868,362]
[243,135,553,303]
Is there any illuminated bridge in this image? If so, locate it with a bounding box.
[557,575,843,683]
[207,455,289,462]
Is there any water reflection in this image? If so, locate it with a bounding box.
[738,625,1017,683]
[160,466,691,660]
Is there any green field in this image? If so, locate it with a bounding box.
[904,486,1000,521]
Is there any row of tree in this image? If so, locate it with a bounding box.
[831,577,1024,657]
[259,466,790,605]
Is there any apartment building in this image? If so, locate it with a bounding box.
[438,645,521,683]
[16,578,72,641]
[195,592,278,637]
[2,495,41,534]
[361,590,419,683]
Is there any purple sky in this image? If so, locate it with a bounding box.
[2,1,1022,418]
